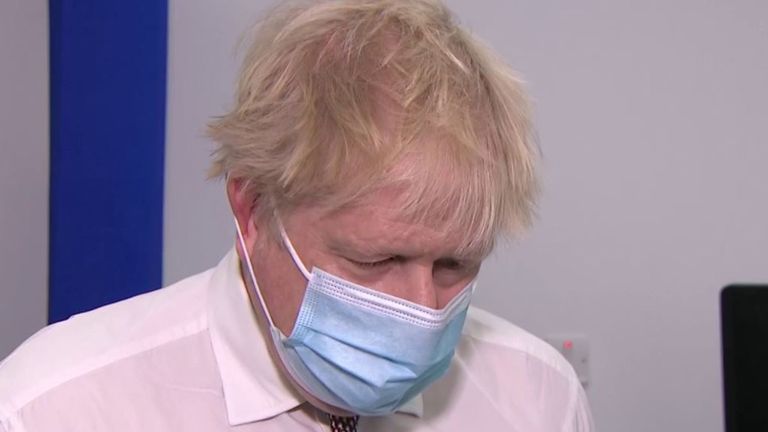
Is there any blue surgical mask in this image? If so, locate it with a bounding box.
[234,217,475,416]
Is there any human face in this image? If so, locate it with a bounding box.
[230,182,484,338]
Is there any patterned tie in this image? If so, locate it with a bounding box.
[328,414,360,432]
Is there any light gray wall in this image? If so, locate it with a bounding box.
[164,0,271,282]
[446,2,768,431]
[0,0,49,359]
[164,1,768,431]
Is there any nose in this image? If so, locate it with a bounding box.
[399,263,439,309]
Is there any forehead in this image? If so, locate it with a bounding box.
[292,184,488,261]
[277,133,500,259]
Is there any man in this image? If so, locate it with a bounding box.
[0,0,593,430]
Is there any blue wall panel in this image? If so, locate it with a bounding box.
[49,1,168,323]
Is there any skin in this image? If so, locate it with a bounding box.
[227,175,483,415]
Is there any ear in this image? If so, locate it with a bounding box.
[226,178,260,255]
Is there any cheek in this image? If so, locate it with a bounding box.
[435,279,473,308]
[434,268,479,306]
[251,245,310,336]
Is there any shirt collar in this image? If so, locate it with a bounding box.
[206,247,423,426]
[207,248,303,425]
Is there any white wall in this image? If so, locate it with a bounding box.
[445,2,768,431]
[164,0,271,283]
[164,1,768,431]
[0,0,49,359]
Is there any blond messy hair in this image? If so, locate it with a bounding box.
[209,0,538,256]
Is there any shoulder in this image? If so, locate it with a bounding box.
[435,306,594,431]
[462,306,575,377]
[0,268,214,419]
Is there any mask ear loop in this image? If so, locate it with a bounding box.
[277,220,313,281]
[234,215,278,329]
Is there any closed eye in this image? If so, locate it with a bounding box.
[347,256,398,268]
[435,258,464,271]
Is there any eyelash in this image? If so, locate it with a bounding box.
[438,259,463,270]
[350,257,395,267]
[349,257,466,271]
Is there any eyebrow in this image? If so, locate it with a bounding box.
[326,238,388,259]
[326,236,486,263]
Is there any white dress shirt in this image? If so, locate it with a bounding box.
[0,249,594,431]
